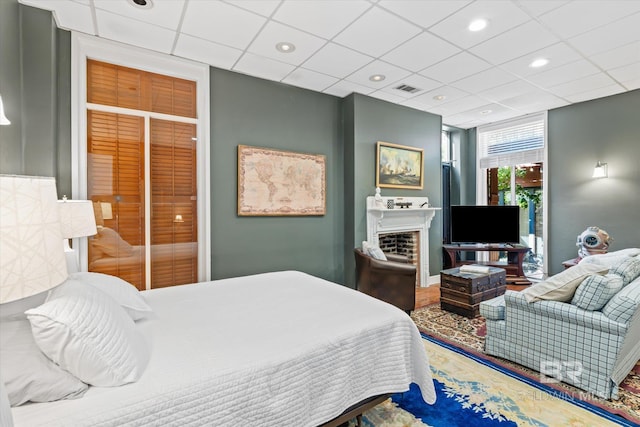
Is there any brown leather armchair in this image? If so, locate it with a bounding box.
[354,248,416,314]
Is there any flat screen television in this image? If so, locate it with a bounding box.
[450,205,520,244]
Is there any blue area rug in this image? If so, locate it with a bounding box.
[358,333,638,427]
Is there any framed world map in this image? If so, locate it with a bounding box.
[237,145,326,216]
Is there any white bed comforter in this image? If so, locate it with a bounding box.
[12,271,436,426]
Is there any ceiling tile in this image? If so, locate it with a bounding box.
[564,84,626,104]
[498,89,567,111]
[273,0,370,39]
[96,9,175,53]
[590,41,640,71]
[568,13,640,56]
[302,43,372,78]
[499,42,581,78]
[527,59,601,88]
[232,52,296,82]
[381,32,460,72]
[225,0,280,17]
[93,0,185,30]
[549,73,617,98]
[428,0,531,49]
[345,60,412,89]
[450,67,517,93]
[419,52,491,84]
[322,80,375,98]
[247,21,326,66]
[182,1,266,50]
[282,68,339,92]
[400,98,434,111]
[608,62,640,85]
[516,0,569,17]
[333,6,421,57]
[411,85,469,107]
[20,0,95,34]
[477,80,540,103]
[469,21,559,65]
[437,95,492,115]
[377,0,471,29]
[173,34,243,69]
[538,1,640,39]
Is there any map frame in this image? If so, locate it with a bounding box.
[237,145,326,216]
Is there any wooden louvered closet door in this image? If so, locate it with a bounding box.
[86,60,197,291]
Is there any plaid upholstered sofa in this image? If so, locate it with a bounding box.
[480,249,640,399]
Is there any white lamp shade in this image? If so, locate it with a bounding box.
[0,175,68,303]
[57,200,98,239]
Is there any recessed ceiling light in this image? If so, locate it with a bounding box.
[530,58,549,68]
[433,95,446,101]
[128,0,153,9]
[275,42,296,53]
[468,18,488,32]
[480,109,492,115]
[369,74,386,82]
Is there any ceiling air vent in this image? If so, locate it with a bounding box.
[394,84,421,94]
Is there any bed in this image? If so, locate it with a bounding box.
[5,270,436,426]
[0,175,435,426]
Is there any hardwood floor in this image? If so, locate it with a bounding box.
[415,283,530,310]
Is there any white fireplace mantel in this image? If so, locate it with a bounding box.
[366,196,440,287]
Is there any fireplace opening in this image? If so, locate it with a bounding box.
[378,231,420,287]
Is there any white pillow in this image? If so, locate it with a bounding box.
[0,319,87,406]
[0,380,13,427]
[70,272,152,321]
[25,279,150,387]
[522,263,609,303]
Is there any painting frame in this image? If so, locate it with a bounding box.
[237,145,326,216]
[376,141,424,190]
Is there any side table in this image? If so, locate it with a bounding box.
[440,266,507,318]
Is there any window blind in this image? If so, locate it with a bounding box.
[478,114,545,169]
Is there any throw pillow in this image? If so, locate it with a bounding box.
[609,256,640,286]
[25,279,150,387]
[367,245,387,261]
[571,274,624,311]
[0,318,87,406]
[579,248,640,267]
[522,263,609,303]
[602,281,640,324]
[69,272,152,321]
[91,227,134,258]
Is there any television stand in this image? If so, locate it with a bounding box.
[442,244,531,284]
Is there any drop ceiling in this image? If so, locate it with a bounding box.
[19,0,640,129]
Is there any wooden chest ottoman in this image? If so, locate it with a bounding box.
[440,266,507,318]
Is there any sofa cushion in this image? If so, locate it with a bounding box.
[602,281,640,324]
[522,263,609,303]
[571,274,624,311]
[609,257,640,287]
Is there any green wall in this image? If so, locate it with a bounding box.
[0,2,72,197]
[343,94,443,286]
[547,89,640,274]
[209,69,345,283]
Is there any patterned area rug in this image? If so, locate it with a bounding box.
[353,333,637,426]
[410,304,640,424]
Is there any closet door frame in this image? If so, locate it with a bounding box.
[71,33,211,285]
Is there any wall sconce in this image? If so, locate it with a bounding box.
[0,95,10,125]
[174,214,184,223]
[592,161,608,179]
